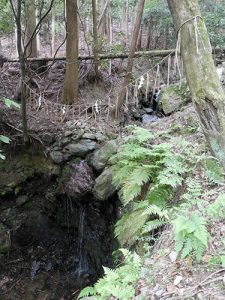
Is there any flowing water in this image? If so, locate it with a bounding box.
[77,207,87,275]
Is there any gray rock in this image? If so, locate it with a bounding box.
[63,161,94,200]
[16,195,29,206]
[93,167,117,201]
[64,140,97,158]
[71,129,85,141]
[90,140,118,172]
[82,133,96,140]
[95,133,107,142]
[0,223,10,254]
[143,107,153,114]
[142,114,158,124]
[50,151,64,164]
[64,130,73,137]
[60,137,71,146]
[160,81,191,114]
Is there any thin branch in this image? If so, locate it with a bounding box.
[9,0,18,22]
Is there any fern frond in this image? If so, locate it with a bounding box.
[172,212,209,262]
[142,204,169,219]
[78,286,96,299]
[125,125,154,143]
[147,184,174,207]
[121,181,142,205]
[202,156,224,184]
[142,219,167,234]
[207,194,225,219]
[114,209,148,247]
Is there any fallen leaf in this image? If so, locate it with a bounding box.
[174,275,183,286]
[166,284,177,293]
[169,251,177,262]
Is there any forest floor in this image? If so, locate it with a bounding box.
[134,106,225,300]
[1,60,225,300]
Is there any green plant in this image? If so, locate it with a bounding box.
[0,135,10,159]
[110,127,193,248]
[172,212,208,262]
[171,178,210,262]
[207,194,225,219]
[202,156,224,184]
[0,98,20,159]
[78,249,141,300]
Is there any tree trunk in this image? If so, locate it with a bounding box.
[25,0,38,58]
[167,0,225,169]
[92,0,100,79]
[125,0,129,44]
[97,0,111,31]
[112,0,145,117]
[137,26,142,51]
[63,0,79,104]
[16,0,29,143]
[51,5,56,56]
[146,22,152,49]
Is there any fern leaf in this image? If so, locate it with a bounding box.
[122,181,142,205]
[142,219,167,234]
[207,194,225,219]
[78,286,96,299]
[147,184,174,207]
[115,209,148,247]
[125,125,154,143]
[181,237,193,258]
[202,156,224,184]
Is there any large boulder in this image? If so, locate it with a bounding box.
[160,81,191,115]
[0,223,10,254]
[93,167,117,201]
[63,139,97,158]
[60,161,94,201]
[90,140,118,172]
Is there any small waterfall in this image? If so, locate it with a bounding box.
[71,206,89,281]
[78,207,86,274]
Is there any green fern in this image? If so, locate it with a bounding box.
[111,127,196,248]
[115,208,149,247]
[172,212,209,262]
[141,219,167,234]
[182,178,202,203]
[78,249,141,300]
[124,125,154,143]
[78,286,96,299]
[202,156,224,184]
[147,184,174,207]
[207,194,225,219]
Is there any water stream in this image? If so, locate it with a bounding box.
[77,207,87,275]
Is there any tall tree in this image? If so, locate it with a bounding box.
[25,0,37,58]
[167,0,225,169]
[9,0,54,143]
[92,0,100,79]
[10,0,29,143]
[112,0,145,117]
[63,0,79,104]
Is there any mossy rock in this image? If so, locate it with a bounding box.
[160,81,191,115]
[89,140,118,172]
[93,167,117,201]
[0,154,59,195]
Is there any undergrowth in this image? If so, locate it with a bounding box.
[79,126,225,299]
[78,249,141,300]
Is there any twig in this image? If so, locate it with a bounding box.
[0,278,21,295]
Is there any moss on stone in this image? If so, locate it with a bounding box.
[0,154,59,195]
